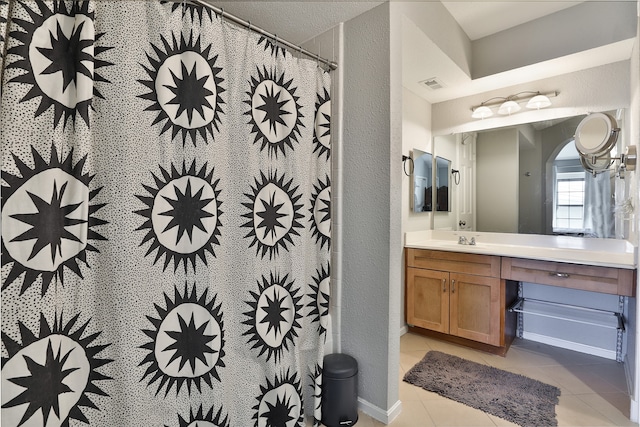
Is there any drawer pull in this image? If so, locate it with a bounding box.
[442,278,446,292]
[550,272,570,278]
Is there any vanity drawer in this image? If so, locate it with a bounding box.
[501,257,635,296]
[406,248,501,277]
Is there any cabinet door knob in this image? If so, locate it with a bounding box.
[442,278,446,292]
[451,279,455,293]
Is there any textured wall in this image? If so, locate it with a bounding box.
[388,3,403,411]
[342,2,401,416]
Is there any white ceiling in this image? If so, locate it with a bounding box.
[210,1,383,45]
[441,1,584,41]
[403,0,636,103]
[211,1,589,45]
[209,1,636,103]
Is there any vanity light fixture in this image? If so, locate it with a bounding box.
[471,105,493,119]
[526,93,552,110]
[470,91,558,119]
[497,99,521,115]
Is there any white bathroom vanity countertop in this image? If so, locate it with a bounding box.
[405,230,637,269]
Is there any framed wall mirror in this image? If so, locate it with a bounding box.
[410,149,433,213]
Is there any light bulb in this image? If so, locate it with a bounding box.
[471,105,493,119]
[498,100,520,115]
[526,94,551,110]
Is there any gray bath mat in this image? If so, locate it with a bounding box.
[403,351,561,426]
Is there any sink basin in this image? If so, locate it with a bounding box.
[431,241,487,249]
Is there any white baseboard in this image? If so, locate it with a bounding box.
[400,325,408,336]
[625,354,638,423]
[358,398,402,424]
[630,397,638,423]
[522,332,616,360]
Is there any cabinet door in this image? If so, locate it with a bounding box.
[407,267,449,333]
[449,272,501,346]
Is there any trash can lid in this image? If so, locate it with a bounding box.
[323,353,358,378]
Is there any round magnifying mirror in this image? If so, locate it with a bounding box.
[579,151,613,174]
[574,112,618,155]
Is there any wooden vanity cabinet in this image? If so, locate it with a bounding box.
[501,257,636,297]
[406,267,450,334]
[406,249,516,354]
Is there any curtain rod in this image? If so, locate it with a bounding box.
[173,0,338,70]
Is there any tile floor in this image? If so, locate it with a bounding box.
[331,333,637,427]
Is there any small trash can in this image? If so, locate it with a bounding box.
[321,353,358,427]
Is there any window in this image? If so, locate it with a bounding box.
[554,171,585,232]
[552,141,587,234]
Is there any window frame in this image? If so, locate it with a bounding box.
[553,169,587,234]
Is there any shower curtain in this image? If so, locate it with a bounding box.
[1,1,332,426]
[584,171,614,238]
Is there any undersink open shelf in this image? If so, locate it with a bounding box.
[508,298,624,331]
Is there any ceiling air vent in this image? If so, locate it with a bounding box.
[420,77,445,90]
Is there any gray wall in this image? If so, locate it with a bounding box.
[342,2,401,413]
[476,128,519,232]
[518,130,543,234]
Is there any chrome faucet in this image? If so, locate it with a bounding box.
[458,236,476,245]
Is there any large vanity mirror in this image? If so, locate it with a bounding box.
[434,109,631,238]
